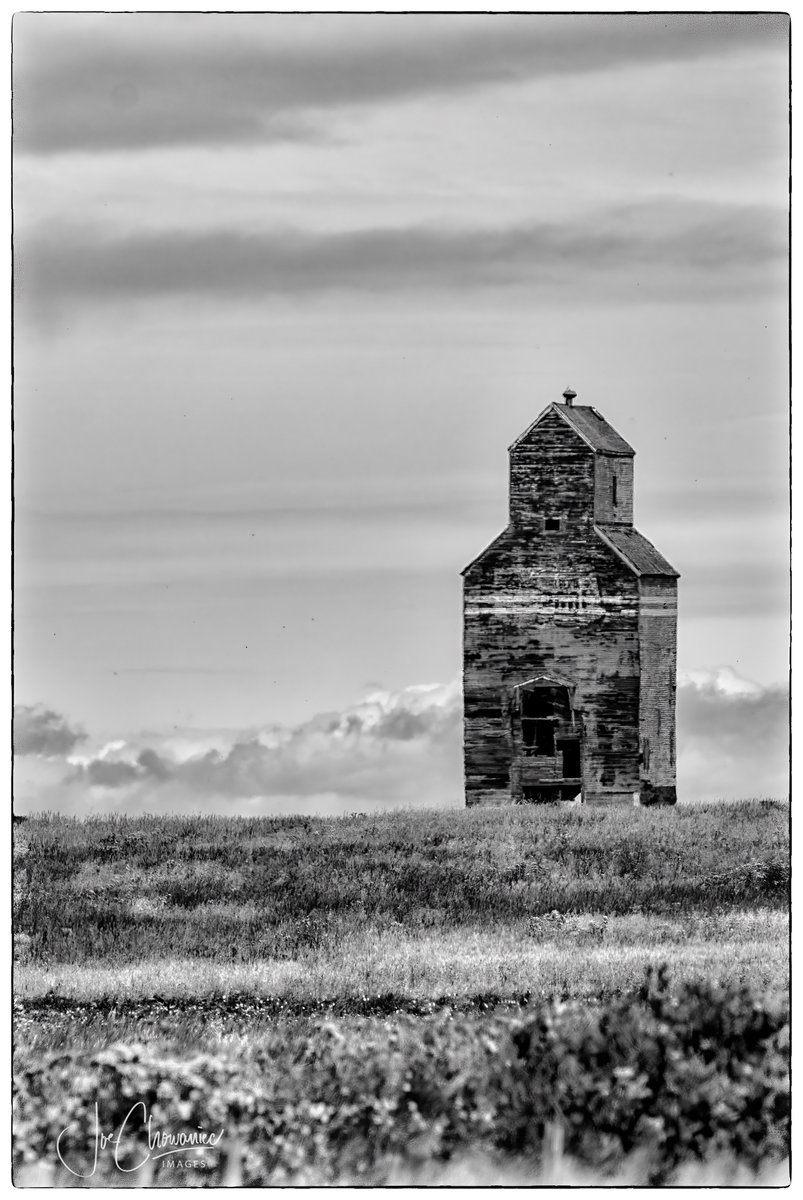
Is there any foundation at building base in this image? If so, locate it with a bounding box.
[466,789,676,807]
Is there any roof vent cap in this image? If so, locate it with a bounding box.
[562,386,577,407]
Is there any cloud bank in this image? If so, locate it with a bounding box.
[12,669,788,817]
[13,703,86,757]
[14,682,463,818]
[676,667,789,799]
[14,14,787,155]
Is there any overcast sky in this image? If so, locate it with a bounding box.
[13,12,790,812]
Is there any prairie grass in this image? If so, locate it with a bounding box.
[386,1151,790,1188]
[12,1147,791,1188]
[15,908,788,1006]
[14,800,788,968]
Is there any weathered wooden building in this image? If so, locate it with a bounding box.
[462,389,679,807]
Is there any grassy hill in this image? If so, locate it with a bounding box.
[13,799,789,1185]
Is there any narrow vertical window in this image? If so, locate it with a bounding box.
[535,722,555,755]
[611,475,618,507]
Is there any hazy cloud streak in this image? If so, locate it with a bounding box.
[14,13,787,155]
[20,199,786,316]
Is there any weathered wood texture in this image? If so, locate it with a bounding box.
[638,576,678,805]
[463,403,677,807]
[594,454,634,525]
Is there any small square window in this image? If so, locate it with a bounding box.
[544,517,561,532]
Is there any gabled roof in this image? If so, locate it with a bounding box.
[509,402,635,456]
[560,406,635,456]
[595,524,679,578]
